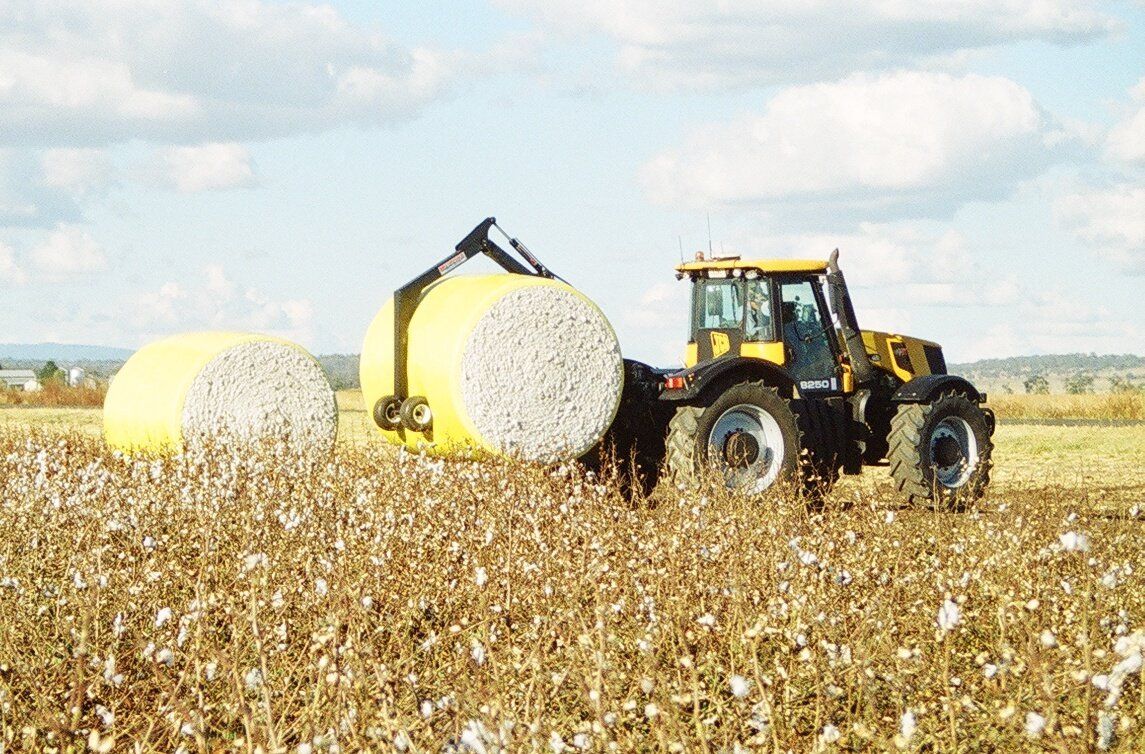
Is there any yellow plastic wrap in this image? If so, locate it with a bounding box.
[359,274,622,459]
[103,332,318,454]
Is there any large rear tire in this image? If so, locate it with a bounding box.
[666,382,836,495]
[888,391,993,509]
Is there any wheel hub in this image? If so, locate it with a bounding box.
[707,403,785,492]
[722,429,760,468]
[929,417,978,488]
[933,435,962,468]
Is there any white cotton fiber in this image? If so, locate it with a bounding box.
[181,341,338,452]
[460,286,623,463]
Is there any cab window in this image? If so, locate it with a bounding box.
[693,279,743,331]
[744,279,774,342]
[780,279,837,383]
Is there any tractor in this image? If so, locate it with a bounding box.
[612,250,995,506]
[375,218,995,507]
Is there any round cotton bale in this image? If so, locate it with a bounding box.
[104,332,337,455]
[360,274,623,463]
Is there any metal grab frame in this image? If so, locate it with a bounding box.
[390,217,562,403]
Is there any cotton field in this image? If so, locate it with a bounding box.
[0,429,1143,752]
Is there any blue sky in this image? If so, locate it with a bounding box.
[1,1,1143,365]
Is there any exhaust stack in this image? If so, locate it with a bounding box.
[826,249,879,387]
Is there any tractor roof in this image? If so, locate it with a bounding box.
[675,258,829,275]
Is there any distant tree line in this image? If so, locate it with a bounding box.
[952,353,1145,379]
[1021,371,1144,395]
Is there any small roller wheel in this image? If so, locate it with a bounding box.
[400,396,433,432]
[372,395,403,431]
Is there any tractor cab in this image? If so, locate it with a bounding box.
[676,255,846,394]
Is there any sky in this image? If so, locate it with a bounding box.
[1,0,1143,367]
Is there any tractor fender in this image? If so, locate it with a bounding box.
[892,374,985,404]
[660,356,797,403]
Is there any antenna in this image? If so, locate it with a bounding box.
[678,236,684,263]
[706,214,713,256]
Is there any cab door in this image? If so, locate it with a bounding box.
[692,278,745,362]
[779,278,842,393]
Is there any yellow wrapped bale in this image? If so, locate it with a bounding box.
[104,332,337,455]
[360,274,623,463]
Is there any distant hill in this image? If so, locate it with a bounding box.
[0,343,133,361]
[949,353,1145,394]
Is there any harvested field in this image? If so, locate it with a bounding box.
[0,406,1143,752]
[988,392,1145,422]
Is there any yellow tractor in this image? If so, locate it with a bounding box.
[618,249,995,505]
[373,219,995,507]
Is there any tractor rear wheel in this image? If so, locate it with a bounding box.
[666,381,829,495]
[888,391,993,509]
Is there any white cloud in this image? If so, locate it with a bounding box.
[28,224,108,280]
[495,0,1115,88]
[987,290,1145,356]
[0,0,452,147]
[1105,77,1145,165]
[1056,184,1145,274]
[727,222,1019,305]
[41,148,113,194]
[0,48,198,130]
[130,266,314,343]
[642,71,1064,220]
[153,143,257,193]
[204,264,235,298]
[0,241,27,285]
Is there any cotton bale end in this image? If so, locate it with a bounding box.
[103,332,337,455]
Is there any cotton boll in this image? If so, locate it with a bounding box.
[900,711,916,742]
[937,599,961,631]
[1059,531,1090,552]
[1025,711,1046,738]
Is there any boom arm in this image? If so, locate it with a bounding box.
[391,217,561,400]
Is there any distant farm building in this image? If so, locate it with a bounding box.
[0,370,39,391]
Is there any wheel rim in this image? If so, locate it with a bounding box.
[411,403,432,428]
[929,416,977,488]
[707,404,785,492]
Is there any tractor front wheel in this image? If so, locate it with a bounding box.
[888,391,993,509]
